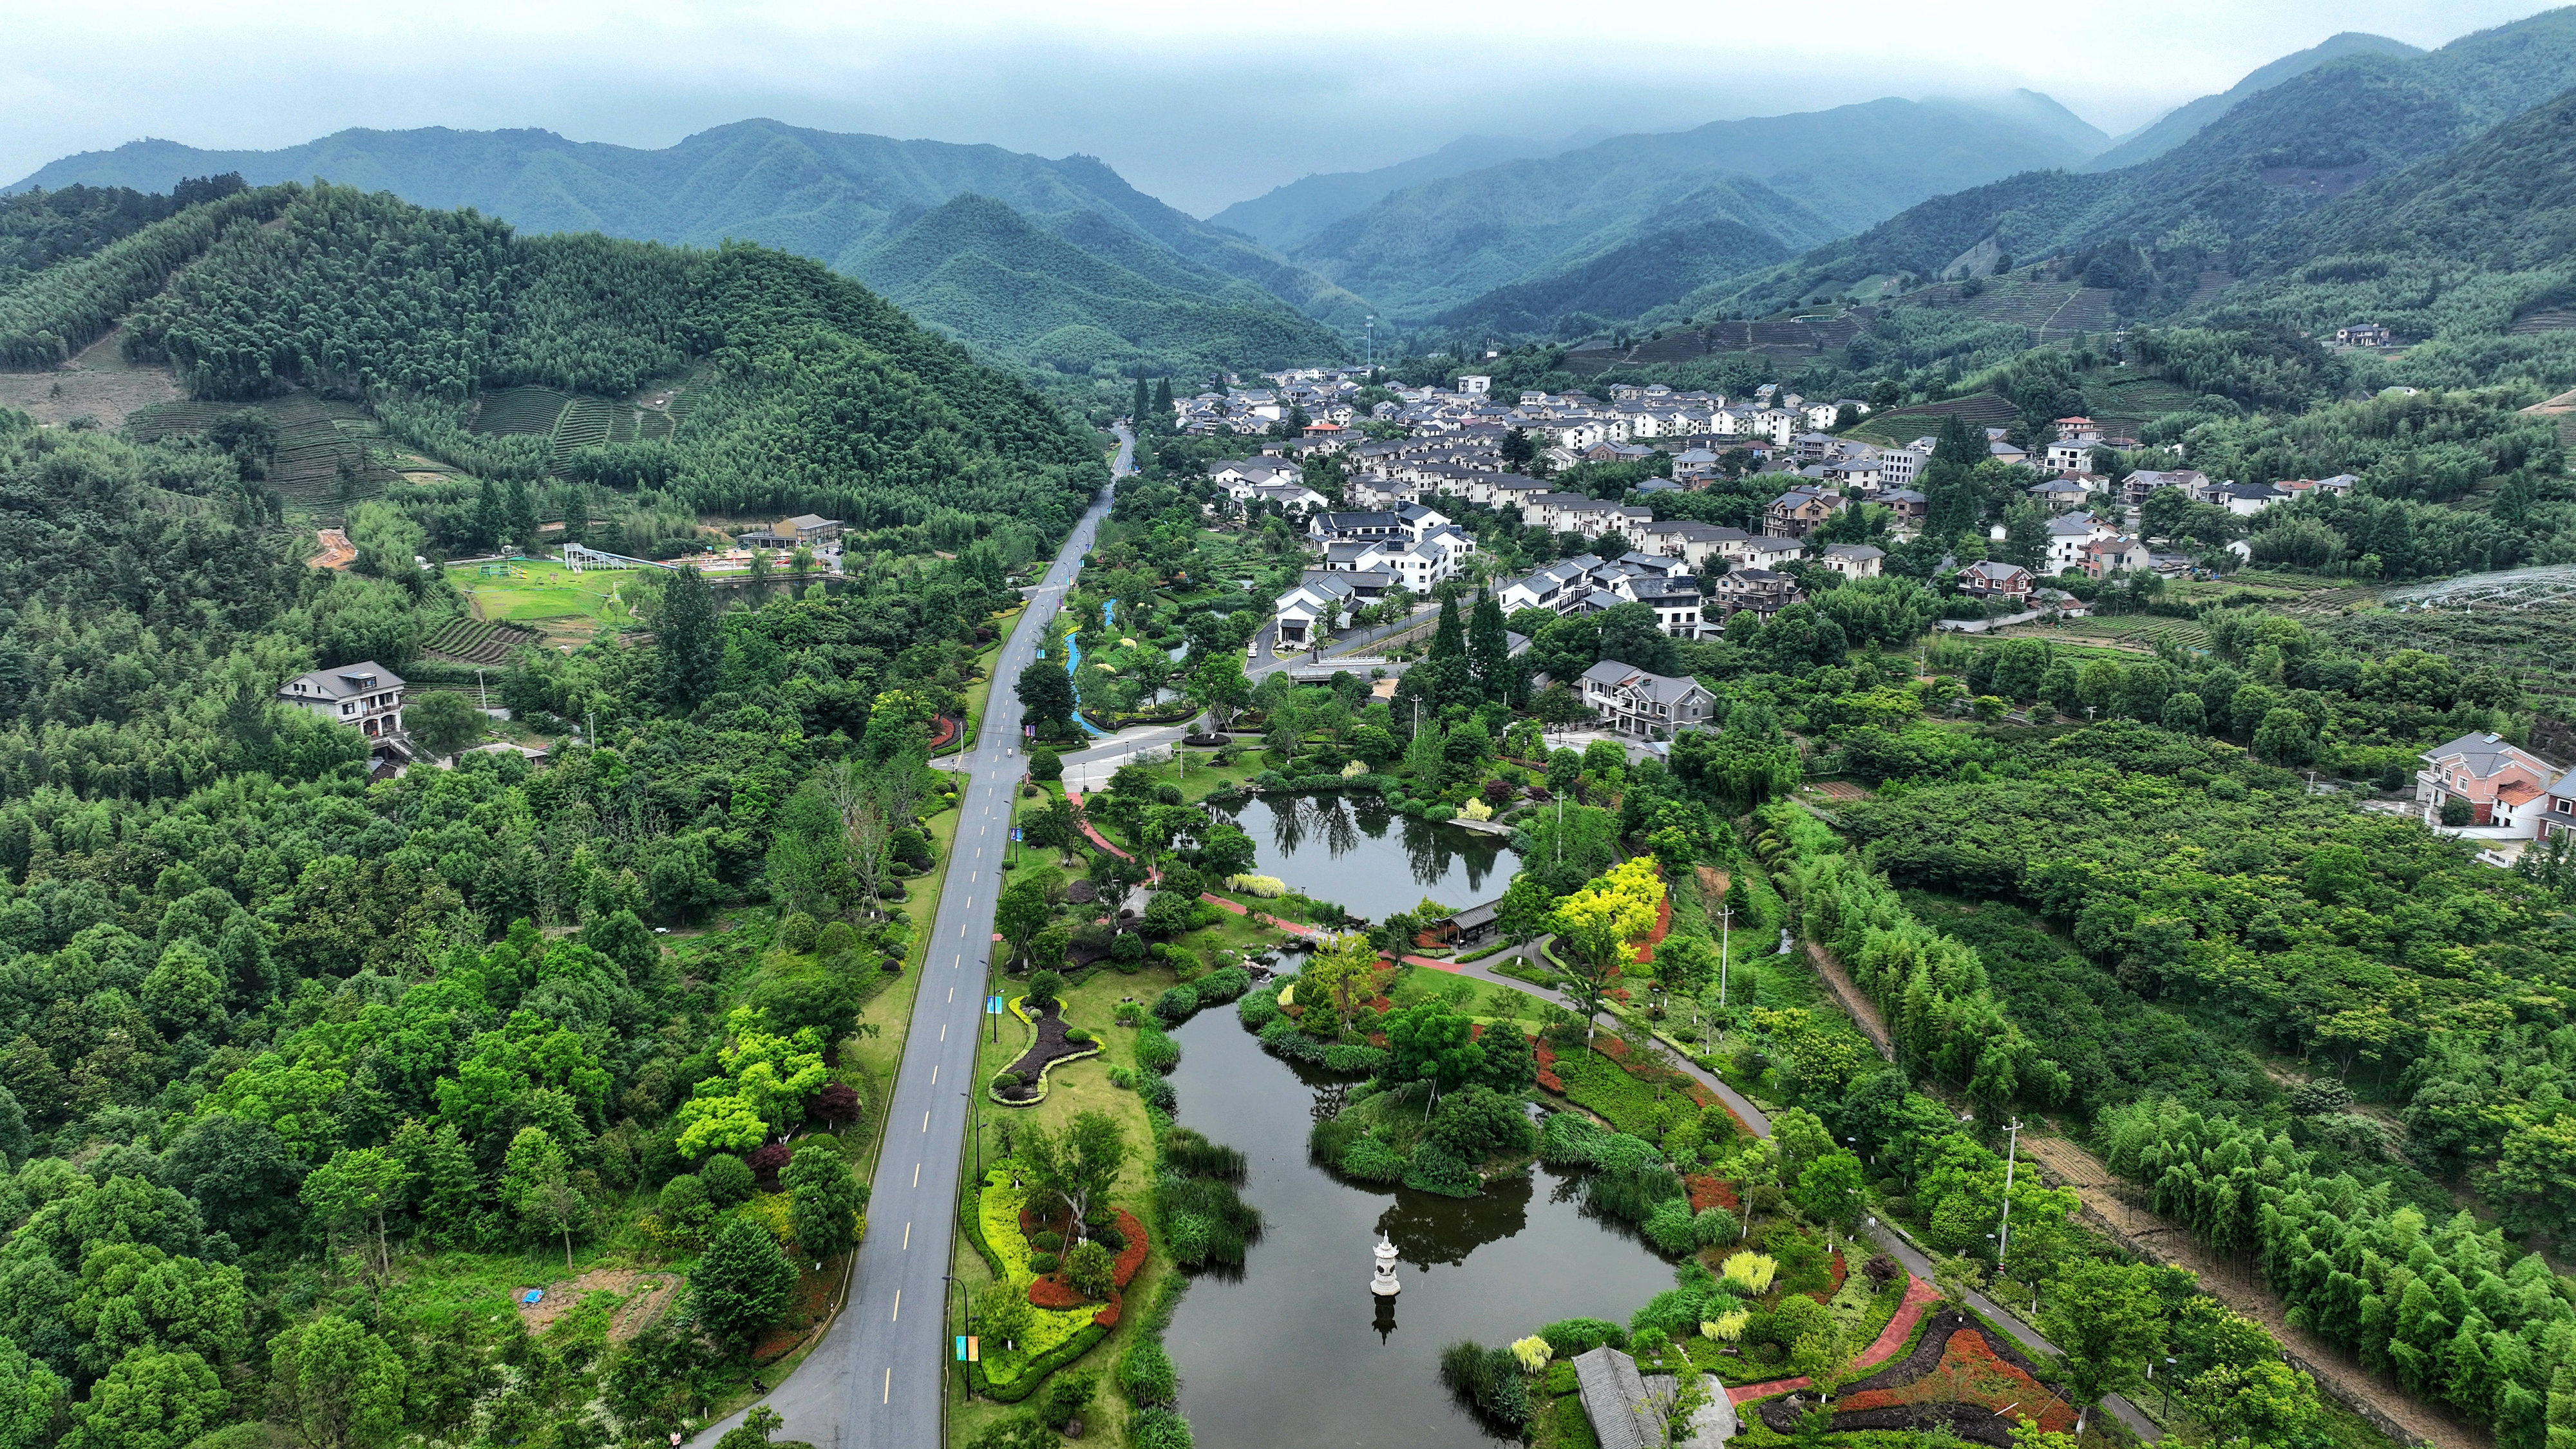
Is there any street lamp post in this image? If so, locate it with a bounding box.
[942,1274,975,1399]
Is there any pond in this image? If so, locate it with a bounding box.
[1213,792,1519,922]
[1162,1011,1680,1446]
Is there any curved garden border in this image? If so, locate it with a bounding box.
[958,1171,1113,1402]
[1747,1307,2072,1447]
[988,994,1104,1106]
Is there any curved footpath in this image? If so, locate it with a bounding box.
[1425,947,2162,1440]
[690,430,1133,1449]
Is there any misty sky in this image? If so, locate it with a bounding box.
[1,0,2553,216]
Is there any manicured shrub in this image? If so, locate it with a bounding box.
[1119,1338,1177,1406]
[1065,1240,1115,1300]
[1428,1084,1538,1160]
[1110,933,1146,969]
[1025,970,1065,1010]
[1114,999,1148,1027]
[1029,747,1063,781]
[1063,1027,1095,1046]
[657,1173,711,1227]
[1031,1230,1064,1253]
[1340,1134,1408,1183]
[1153,985,1199,1025]
[778,912,819,953]
[991,1070,1024,1094]
[1403,1138,1481,1197]
[701,1153,754,1207]
[1028,1252,1059,1275]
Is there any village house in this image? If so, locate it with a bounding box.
[1273,576,1359,647]
[2417,732,2562,831]
[2080,535,2154,578]
[1633,519,1743,569]
[1818,542,1884,579]
[1764,487,1842,537]
[2044,512,2117,574]
[1707,566,1802,620]
[2337,323,2394,346]
[279,663,408,751]
[1579,659,1718,739]
[1956,560,2036,602]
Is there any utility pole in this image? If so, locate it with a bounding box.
[1998,1116,2023,1269]
[1717,903,1733,1008]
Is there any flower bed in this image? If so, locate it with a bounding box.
[968,1170,1115,1398]
[1685,1175,1742,1213]
[1532,1036,1564,1094]
[1749,1309,2073,1446]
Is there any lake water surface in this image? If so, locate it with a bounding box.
[1215,792,1519,922]
[1160,1010,1680,1446]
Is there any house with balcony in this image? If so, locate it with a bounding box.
[281,663,410,755]
[2417,732,2561,829]
[1579,659,1717,739]
[1707,567,1801,620]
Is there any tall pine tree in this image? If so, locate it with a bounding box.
[658,564,723,711]
[1425,595,1470,710]
[1468,594,1515,706]
[1132,374,1150,426]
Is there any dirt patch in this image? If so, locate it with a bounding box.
[2023,1133,2486,1449]
[0,331,182,429]
[1804,943,1896,1062]
[308,528,356,570]
[401,470,450,484]
[513,1267,681,1340]
[1806,781,1873,801]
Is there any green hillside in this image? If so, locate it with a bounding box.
[0,181,1103,550]
[2208,83,2576,391]
[851,194,1345,375]
[1434,211,1792,337]
[4,119,1373,345]
[1286,96,2103,324]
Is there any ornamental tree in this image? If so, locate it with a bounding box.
[1546,858,1664,1038]
[676,1008,828,1156]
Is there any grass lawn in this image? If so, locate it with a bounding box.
[446,557,643,629]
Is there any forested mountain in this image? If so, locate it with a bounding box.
[0,181,1104,543]
[1703,8,2576,322]
[2083,31,2421,173]
[2208,83,2576,392]
[1285,95,2105,325]
[4,120,1370,366]
[851,194,1347,377]
[1205,133,1571,253]
[1433,205,1793,338]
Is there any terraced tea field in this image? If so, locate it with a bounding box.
[445,558,643,642]
[127,390,396,517]
[421,618,543,665]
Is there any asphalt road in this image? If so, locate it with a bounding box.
[690,429,1131,1449]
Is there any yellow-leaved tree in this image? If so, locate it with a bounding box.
[1544,857,1663,1037]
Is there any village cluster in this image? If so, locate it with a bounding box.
[1204,377,2347,660]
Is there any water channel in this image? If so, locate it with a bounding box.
[1213,791,1520,921]
[1162,1009,1680,1445]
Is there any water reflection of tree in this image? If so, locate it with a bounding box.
[1320,795,1359,857]
[1375,1176,1531,1267]
[1397,815,1508,895]
[1267,797,1307,856]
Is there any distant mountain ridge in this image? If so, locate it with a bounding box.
[1206,134,1575,252]
[2085,31,2424,172]
[5,119,1373,370]
[851,194,1347,374]
[1696,8,2576,323]
[1285,93,2108,325]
